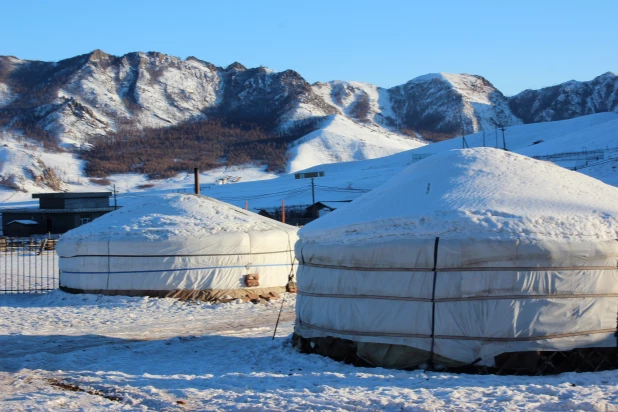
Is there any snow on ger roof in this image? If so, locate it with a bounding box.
[299,148,618,244]
[60,193,295,242]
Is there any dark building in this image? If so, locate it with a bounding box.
[306,201,352,219]
[1,192,116,236]
[256,200,353,227]
[257,204,313,227]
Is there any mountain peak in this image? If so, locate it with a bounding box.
[408,73,448,84]
[226,62,246,71]
[186,56,218,71]
[88,49,110,61]
[145,51,167,61]
[406,73,491,89]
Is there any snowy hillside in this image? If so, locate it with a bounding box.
[311,80,397,126]
[136,112,618,212]
[0,131,88,194]
[286,115,425,172]
[208,113,618,209]
[2,112,617,209]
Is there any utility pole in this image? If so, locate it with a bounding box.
[295,171,325,207]
[500,125,507,151]
[281,199,286,224]
[311,178,315,205]
[615,305,618,368]
[194,168,200,195]
[461,117,469,149]
[492,107,509,151]
[113,184,118,210]
[462,136,469,149]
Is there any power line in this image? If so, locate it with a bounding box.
[214,186,312,202]
[314,185,370,193]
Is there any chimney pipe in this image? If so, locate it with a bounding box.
[194,168,200,195]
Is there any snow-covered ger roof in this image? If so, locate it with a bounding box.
[60,193,296,243]
[57,193,299,295]
[300,148,618,243]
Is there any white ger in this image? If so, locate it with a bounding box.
[57,193,298,301]
[294,147,618,371]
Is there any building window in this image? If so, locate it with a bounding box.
[80,218,91,225]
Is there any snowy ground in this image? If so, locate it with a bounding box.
[1,291,617,411]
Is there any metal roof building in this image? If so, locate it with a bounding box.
[1,192,115,236]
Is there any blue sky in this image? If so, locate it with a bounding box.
[1,0,616,95]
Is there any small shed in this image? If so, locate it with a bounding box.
[5,220,39,237]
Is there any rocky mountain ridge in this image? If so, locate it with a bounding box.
[509,72,618,123]
[0,50,616,192]
[2,50,615,147]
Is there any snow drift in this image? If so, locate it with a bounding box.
[294,148,618,369]
[57,193,298,300]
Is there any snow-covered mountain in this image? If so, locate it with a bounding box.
[389,73,521,137]
[2,50,614,147]
[0,49,616,193]
[311,81,395,126]
[0,50,338,147]
[311,74,522,137]
[509,72,618,123]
